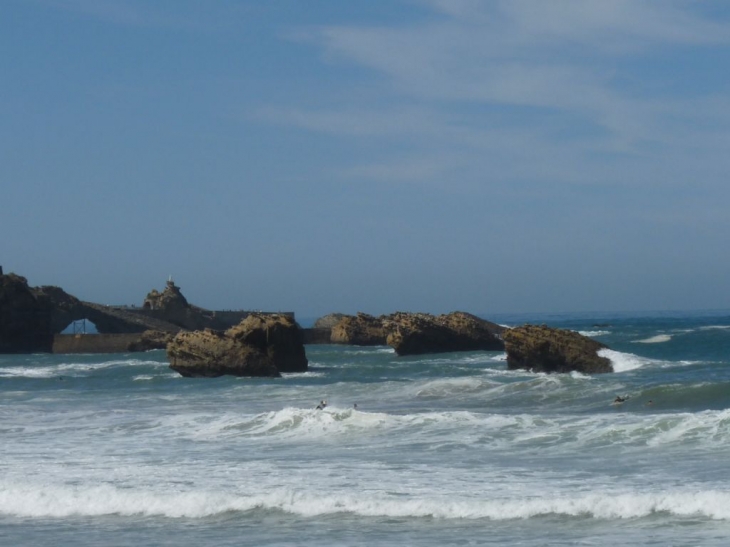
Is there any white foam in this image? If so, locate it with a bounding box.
[634,334,672,344]
[281,371,325,379]
[0,359,166,378]
[598,349,652,372]
[344,348,394,355]
[699,325,730,330]
[2,482,729,520]
[175,407,519,443]
[579,330,611,337]
[415,377,496,398]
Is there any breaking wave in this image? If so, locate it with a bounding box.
[163,405,730,451]
[0,359,165,378]
[598,349,654,372]
[2,482,729,521]
[634,334,673,344]
[579,330,611,337]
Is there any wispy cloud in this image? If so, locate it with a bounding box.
[262,1,730,191]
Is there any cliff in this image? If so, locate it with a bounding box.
[0,273,54,353]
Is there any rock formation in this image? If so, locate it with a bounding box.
[166,313,308,377]
[385,311,505,356]
[166,328,280,377]
[0,273,53,353]
[127,330,175,352]
[503,324,612,374]
[143,278,189,314]
[225,313,308,373]
[313,313,348,329]
[330,313,389,345]
[324,310,505,355]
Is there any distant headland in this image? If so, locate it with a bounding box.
[0,267,292,354]
[0,267,614,376]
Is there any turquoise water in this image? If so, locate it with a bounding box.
[2,311,730,546]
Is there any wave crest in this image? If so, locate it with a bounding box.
[2,482,729,520]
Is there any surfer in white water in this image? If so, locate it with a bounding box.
[315,400,327,410]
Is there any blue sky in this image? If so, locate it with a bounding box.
[3,0,730,318]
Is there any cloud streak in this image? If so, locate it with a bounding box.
[261,0,730,190]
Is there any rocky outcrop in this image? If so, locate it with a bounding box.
[313,313,348,329]
[166,329,280,377]
[127,330,175,352]
[0,273,53,353]
[1,271,185,354]
[32,285,84,333]
[141,279,215,331]
[225,314,308,373]
[143,279,189,313]
[303,313,350,345]
[326,310,505,355]
[166,313,308,377]
[330,313,389,345]
[385,311,505,356]
[503,324,612,374]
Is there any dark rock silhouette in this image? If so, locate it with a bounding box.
[503,324,612,374]
[324,311,505,355]
[313,313,348,329]
[385,311,505,356]
[330,312,389,346]
[127,330,175,352]
[166,313,308,378]
[0,273,53,353]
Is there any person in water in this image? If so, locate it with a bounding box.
[614,395,629,404]
[316,400,327,410]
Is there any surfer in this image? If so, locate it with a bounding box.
[613,395,629,404]
[315,400,327,410]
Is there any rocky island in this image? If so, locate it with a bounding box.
[503,324,612,374]
[320,311,505,354]
[0,269,293,355]
[1,267,615,376]
[167,313,308,377]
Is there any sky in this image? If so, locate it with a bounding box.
[2,0,730,319]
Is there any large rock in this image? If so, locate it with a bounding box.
[327,310,505,355]
[143,278,189,313]
[0,273,53,353]
[127,330,175,352]
[330,313,389,345]
[166,329,280,377]
[225,313,308,373]
[166,313,308,377]
[313,313,348,329]
[503,324,612,374]
[385,311,505,356]
[141,279,212,331]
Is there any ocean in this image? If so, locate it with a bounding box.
[1,311,729,546]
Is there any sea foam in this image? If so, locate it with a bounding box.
[0,359,165,379]
[2,482,729,521]
[579,330,611,337]
[634,334,672,344]
[598,349,652,372]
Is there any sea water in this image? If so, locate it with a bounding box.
[1,311,730,546]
